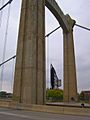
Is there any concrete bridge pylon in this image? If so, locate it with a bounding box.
[13,0,77,105]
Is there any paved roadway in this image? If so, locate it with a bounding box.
[0,107,90,120]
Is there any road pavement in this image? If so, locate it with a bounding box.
[0,107,90,120]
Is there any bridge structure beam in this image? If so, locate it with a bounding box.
[13,0,45,104]
[63,15,77,102]
[45,0,69,32]
[13,0,77,104]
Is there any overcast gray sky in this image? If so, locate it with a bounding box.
[0,0,90,93]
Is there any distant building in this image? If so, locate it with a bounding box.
[81,91,90,101]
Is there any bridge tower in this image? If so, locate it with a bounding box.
[63,15,77,102]
[13,0,45,104]
[13,0,77,104]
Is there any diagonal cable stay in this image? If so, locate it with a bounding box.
[0,0,13,11]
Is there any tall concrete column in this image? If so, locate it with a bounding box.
[13,0,45,105]
[63,15,77,102]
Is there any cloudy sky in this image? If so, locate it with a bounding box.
[0,0,90,93]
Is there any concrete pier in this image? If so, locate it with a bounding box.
[13,0,45,105]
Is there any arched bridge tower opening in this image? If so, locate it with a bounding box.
[13,0,77,104]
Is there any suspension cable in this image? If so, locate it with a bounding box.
[2,3,11,65]
[0,55,16,66]
[11,56,15,92]
[0,2,12,91]
[46,36,50,88]
[0,0,4,27]
[45,26,61,37]
[75,24,90,31]
[0,0,13,11]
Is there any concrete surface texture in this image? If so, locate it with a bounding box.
[0,107,90,120]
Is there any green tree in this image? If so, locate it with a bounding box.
[79,91,85,101]
[46,89,63,102]
[0,91,7,98]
